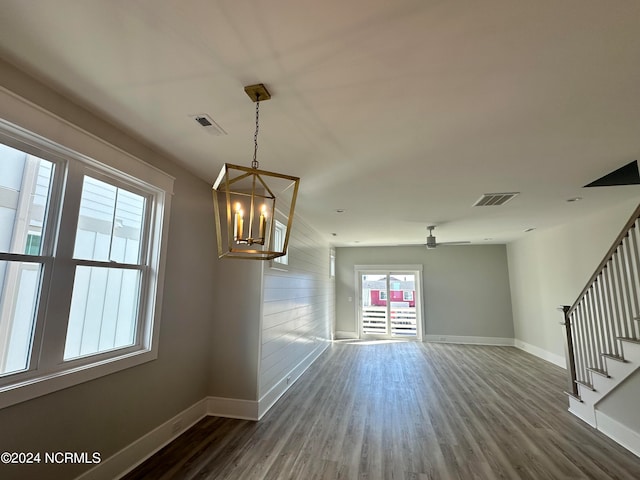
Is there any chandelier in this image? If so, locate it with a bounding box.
[212,84,300,260]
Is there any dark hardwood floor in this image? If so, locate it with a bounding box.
[122,341,640,479]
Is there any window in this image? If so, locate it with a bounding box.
[24,234,42,255]
[356,266,423,340]
[0,116,172,408]
[64,175,148,360]
[272,219,288,266]
[330,249,335,278]
[0,146,53,376]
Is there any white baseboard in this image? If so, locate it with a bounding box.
[423,334,515,346]
[208,341,330,421]
[334,330,359,340]
[595,410,640,458]
[76,398,208,480]
[207,396,259,421]
[258,341,329,419]
[514,339,566,368]
[75,343,330,479]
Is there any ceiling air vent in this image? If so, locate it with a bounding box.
[189,114,227,136]
[473,192,519,207]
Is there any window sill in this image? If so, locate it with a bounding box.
[0,348,157,410]
[269,261,288,272]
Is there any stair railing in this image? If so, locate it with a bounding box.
[562,203,640,398]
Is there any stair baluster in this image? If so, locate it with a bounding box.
[602,265,620,357]
[579,300,594,377]
[575,307,588,382]
[614,249,631,339]
[594,276,608,356]
[561,305,579,397]
[626,229,640,338]
[562,203,640,407]
[609,253,625,343]
[620,241,635,339]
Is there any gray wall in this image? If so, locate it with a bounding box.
[335,244,514,339]
[0,58,215,479]
[209,259,263,400]
[507,198,640,359]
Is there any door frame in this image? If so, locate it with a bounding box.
[354,264,424,341]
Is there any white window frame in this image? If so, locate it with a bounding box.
[355,265,424,341]
[56,165,155,365]
[270,218,289,268]
[0,93,174,409]
[329,248,335,278]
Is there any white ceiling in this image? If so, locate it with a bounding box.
[1,0,640,247]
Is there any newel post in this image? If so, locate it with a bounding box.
[560,305,579,397]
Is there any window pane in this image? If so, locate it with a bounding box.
[64,266,141,360]
[0,260,42,375]
[273,220,288,264]
[361,274,388,335]
[73,176,145,263]
[0,143,54,255]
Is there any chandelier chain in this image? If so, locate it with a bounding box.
[252,95,260,169]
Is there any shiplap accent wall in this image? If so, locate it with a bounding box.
[259,215,334,400]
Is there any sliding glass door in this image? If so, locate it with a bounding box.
[358,266,422,340]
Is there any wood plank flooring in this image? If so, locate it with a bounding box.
[122,341,640,479]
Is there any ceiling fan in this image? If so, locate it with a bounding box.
[425,225,470,249]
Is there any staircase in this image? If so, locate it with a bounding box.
[561,204,640,435]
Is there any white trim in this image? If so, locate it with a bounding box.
[257,342,329,420]
[207,396,259,421]
[76,399,208,480]
[514,339,566,368]
[334,331,359,340]
[1,350,161,410]
[424,335,515,346]
[568,396,597,428]
[595,410,640,458]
